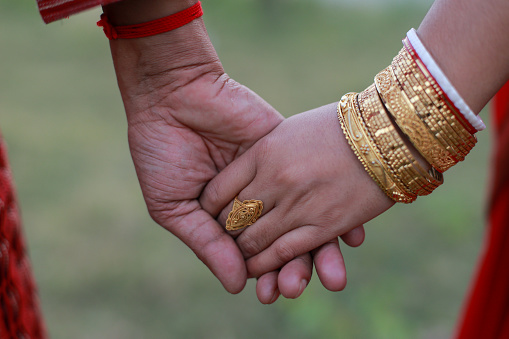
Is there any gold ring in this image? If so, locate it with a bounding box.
[225,197,263,231]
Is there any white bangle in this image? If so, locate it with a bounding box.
[406,28,486,132]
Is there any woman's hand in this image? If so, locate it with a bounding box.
[201,102,394,278]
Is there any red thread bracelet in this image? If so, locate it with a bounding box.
[97,1,203,40]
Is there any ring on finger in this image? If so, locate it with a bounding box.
[225,196,263,231]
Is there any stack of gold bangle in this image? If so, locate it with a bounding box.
[337,40,476,203]
[358,84,443,196]
[337,93,416,203]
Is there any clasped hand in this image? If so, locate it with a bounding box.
[107,12,392,303]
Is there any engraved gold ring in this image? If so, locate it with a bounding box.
[225,197,263,231]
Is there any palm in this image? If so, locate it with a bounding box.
[125,74,283,292]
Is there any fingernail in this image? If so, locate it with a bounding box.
[270,288,280,304]
[297,279,308,297]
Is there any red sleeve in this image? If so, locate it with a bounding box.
[37,0,122,23]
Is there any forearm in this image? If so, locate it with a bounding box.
[418,0,509,113]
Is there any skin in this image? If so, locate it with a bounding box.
[200,0,509,278]
[104,0,509,300]
[200,104,394,277]
[103,0,364,303]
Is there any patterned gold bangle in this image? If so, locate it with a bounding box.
[394,47,477,156]
[402,37,478,136]
[374,65,459,172]
[337,93,416,203]
[392,54,471,158]
[393,54,477,160]
[358,84,443,195]
[394,52,475,155]
[357,86,427,195]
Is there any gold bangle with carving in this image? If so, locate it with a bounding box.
[358,86,432,195]
[374,65,459,172]
[337,93,416,203]
[393,51,475,156]
[358,84,443,195]
[394,47,477,155]
[392,52,472,157]
[402,37,478,136]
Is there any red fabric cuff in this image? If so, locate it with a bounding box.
[37,0,120,24]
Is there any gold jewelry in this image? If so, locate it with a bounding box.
[392,53,469,156]
[335,36,481,202]
[393,52,475,155]
[402,37,479,135]
[357,84,443,196]
[392,47,477,158]
[337,93,416,203]
[225,197,263,231]
[375,65,460,172]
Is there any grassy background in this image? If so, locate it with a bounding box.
[1,0,491,338]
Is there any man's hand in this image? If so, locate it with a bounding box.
[104,0,363,300]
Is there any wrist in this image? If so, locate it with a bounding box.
[103,0,199,25]
[104,1,224,109]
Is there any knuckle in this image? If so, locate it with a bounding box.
[272,167,297,187]
[272,166,311,192]
[238,232,264,258]
[203,180,222,215]
[274,241,297,265]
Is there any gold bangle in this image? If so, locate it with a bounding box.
[393,51,475,156]
[393,47,477,156]
[337,93,416,203]
[358,84,443,196]
[374,65,458,172]
[402,37,478,136]
[392,53,469,156]
[392,53,470,157]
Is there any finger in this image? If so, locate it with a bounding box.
[199,149,257,218]
[214,167,283,230]
[233,205,295,259]
[246,226,325,278]
[212,175,281,245]
[277,253,313,299]
[162,205,247,294]
[311,238,347,292]
[340,225,365,247]
[256,271,280,304]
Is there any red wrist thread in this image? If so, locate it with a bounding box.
[97,1,203,40]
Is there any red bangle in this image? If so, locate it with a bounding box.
[97,1,203,40]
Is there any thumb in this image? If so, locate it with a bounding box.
[157,203,248,294]
[200,149,257,218]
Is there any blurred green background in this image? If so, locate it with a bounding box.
[0,0,491,338]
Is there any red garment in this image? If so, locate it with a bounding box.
[33,1,509,336]
[0,134,46,339]
[37,0,121,24]
[1,3,106,337]
[456,81,509,338]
